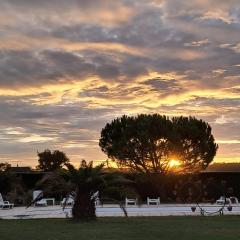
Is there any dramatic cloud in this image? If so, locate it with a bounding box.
[0,0,240,166]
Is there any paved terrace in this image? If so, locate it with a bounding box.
[1,204,240,219]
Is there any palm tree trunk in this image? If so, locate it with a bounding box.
[72,190,96,220]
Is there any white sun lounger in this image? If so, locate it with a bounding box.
[91,191,101,206]
[216,196,231,205]
[60,191,100,207]
[0,193,14,209]
[216,196,239,205]
[33,190,47,207]
[229,196,239,204]
[61,195,74,206]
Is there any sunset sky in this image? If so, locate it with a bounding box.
[0,0,240,167]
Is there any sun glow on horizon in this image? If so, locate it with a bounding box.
[169,159,181,168]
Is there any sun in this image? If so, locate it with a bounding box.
[169,159,181,168]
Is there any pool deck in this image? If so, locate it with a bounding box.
[1,204,240,219]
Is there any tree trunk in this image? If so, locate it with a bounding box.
[72,190,96,220]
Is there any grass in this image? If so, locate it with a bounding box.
[0,216,240,240]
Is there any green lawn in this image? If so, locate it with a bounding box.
[0,216,240,240]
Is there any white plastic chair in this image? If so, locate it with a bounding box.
[0,193,14,209]
[147,197,160,206]
[125,197,137,206]
[33,190,47,207]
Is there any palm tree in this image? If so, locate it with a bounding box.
[32,160,132,220]
[66,160,105,220]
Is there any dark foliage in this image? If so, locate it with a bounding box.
[37,149,70,172]
[100,114,218,174]
[171,116,218,172]
[0,163,16,194]
[0,162,11,171]
[0,164,25,204]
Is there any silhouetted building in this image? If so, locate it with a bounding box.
[10,166,32,173]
